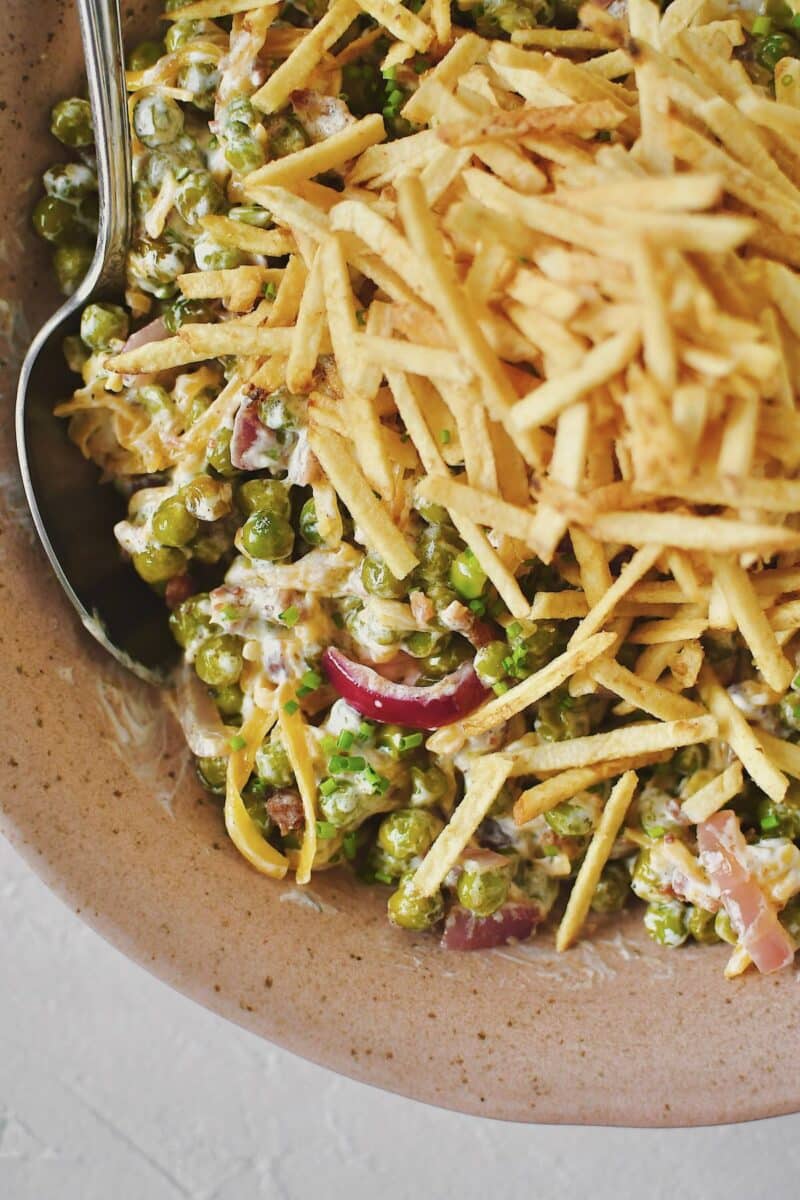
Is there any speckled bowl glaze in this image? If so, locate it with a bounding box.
[3,0,800,1129]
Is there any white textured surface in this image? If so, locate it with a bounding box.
[2,836,799,1200]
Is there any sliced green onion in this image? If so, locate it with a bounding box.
[342,832,358,860]
[283,699,299,715]
[399,732,424,751]
[752,14,772,33]
[492,681,510,696]
[320,777,337,796]
[229,734,246,752]
[337,729,355,750]
[316,820,337,840]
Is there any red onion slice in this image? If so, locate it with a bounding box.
[441,902,543,950]
[321,647,486,730]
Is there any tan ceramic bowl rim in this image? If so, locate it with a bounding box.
[3,0,800,1128]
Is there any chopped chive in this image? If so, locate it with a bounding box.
[492,681,510,696]
[329,754,349,773]
[222,605,238,620]
[507,621,522,639]
[342,832,358,860]
[263,281,277,299]
[301,669,322,691]
[502,656,514,672]
[469,598,486,615]
[438,428,451,444]
[283,699,299,715]
[648,824,666,838]
[321,734,337,754]
[280,605,299,627]
[357,720,374,742]
[374,870,393,885]
[761,812,781,831]
[229,734,246,752]
[400,732,423,751]
[347,755,367,771]
[316,820,337,840]
[337,729,355,750]
[320,777,337,796]
[365,766,390,794]
[752,14,772,33]
[382,65,397,80]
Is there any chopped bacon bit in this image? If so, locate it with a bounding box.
[290,89,355,143]
[230,393,279,471]
[409,590,436,625]
[165,575,196,611]
[266,789,305,836]
[698,810,795,974]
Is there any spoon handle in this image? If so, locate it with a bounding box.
[77,0,132,295]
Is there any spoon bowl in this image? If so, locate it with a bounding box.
[15,0,175,684]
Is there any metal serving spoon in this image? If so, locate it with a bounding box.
[16,0,175,684]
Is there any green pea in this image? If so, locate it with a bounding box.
[415,498,450,525]
[780,693,800,732]
[779,895,800,943]
[62,334,88,374]
[228,204,273,228]
[50,97,93,148]
[474,640,507,688]
[421,636,471,679]
[591,861,630,913]
[715,908,737,945]
[637,784,685,840]
[225,131,266,174]
[195,634,244,687]
[197,754,227,794]
[544,793,598,838]
[258,385,306,431]
[299,497,323,545]
[181,474,232,521]
[758,792,800,839]
[133,93,184,148]
[145,134,204,187]
[80,303,129,351]
[206,427,239,478]
[535,689,594,742]
[237,478,291,519]
[225,96,260,129]
[132,544,186,584]
[367,844,407,883]
[43,161,96,203]
[457,865,510,917]
[254,737,294,788]
[162,296,216,334]
[416,524,461,582]
[644,900,689,947]
[756,31,797,70]
[214,683,243,718]
[361,553,408,599]
[152,496,199,547]
[449,548,487,600]
[508,619,565,677]
[178,59,220,111]
[515,860,559,913]
[165,19,212,52]
[194,237,244,272]
[169,592,212,648]
[134,393,174,428]
[193,528,233,564]
[673,744,708,775]
[174,169,224,226]
[32,195,83,245]
[378,808,442,861]
[53,243,93,296]
[242,510,294,560]
[128,40,165,70]
[630,848,667,903]
[686,906,720,945]
[410,764,449,808]
[128,236,191,299]
[266,114,309,159]
[387,872,444,930]
[319,780,367,829]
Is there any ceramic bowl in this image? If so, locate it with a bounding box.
[2,0,799,1127]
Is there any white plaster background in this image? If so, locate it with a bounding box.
[2,834,799,1200]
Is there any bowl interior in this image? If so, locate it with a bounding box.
[2,0,799,1127]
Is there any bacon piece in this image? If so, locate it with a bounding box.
[266,789,305,836]
[165,575,196,611]
[230,394,279,471]
[290,89,355,143]
[698,810,795,974]
[441,902,543,950]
